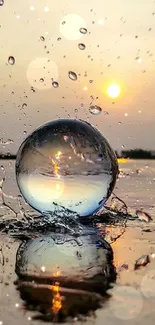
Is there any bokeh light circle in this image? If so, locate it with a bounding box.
[26,57,59,90]
[60,14,86,40]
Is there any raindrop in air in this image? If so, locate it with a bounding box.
[52,81,59,88]
[79,27,87,34]
[78,43,86,50]
[0,0,4,5]
[68,71,77,81]
[40,36,45,41]
[8,56,15,65]
[22,103,27,109]
[89,105,102,115]
[16,119,118,217]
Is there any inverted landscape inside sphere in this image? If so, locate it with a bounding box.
[16,119,118,217]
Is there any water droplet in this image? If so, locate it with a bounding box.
[78,43,86,50]
[16,119,118,217]
[40,36,45,41]
[79,27,87,34]
[52,81,59,88]
[0,165,5,172]
[22,103,27,109]
[57,37,61,41]
[89,105,102,115]
[135,57,142,63]
[31,86,35,93]
[39,78,44,83]
[68,71,77,81]
[0,0,4,5]
[8,56,15,65]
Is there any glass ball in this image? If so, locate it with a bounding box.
[16,119,118,217]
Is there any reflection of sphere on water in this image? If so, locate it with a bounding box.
[15,233,113,279]
[15,233,115,318]
[16,119,118,217]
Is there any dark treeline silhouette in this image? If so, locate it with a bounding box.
[0,154,16,160]
[116,149,155,159]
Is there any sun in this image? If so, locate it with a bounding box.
[107,83,121,98]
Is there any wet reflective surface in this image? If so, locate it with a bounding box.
[16,119,118,217]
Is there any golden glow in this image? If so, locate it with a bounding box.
[52,159,59,176]
[53,270,61,277]
[50,153,64,199]
[107,83,121,98]
[117,158,128,163]
[50,282,62,314]
[56,183,60,191]
[51,151,62,176]
[55,151,62,159]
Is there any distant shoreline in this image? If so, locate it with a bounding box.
[0,155,155,161]
[1,149,155,160]
[0,155,16,160]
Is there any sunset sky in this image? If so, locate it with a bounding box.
[0,0,155,153]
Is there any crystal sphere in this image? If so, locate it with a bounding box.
[16,119,118,217]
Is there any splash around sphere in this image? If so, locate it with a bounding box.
[15,119,118,217]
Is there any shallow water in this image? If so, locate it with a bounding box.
[117,159,155,210]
